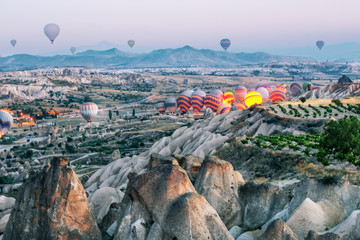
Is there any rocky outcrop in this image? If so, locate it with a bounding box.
[258,218,297,240]
[4,157,101,240]
[298,83,360,99]
[338,75,352,84]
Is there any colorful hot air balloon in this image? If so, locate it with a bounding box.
[70,47,76,54]
[204,94,221,112]
[256,87,269,100]
[155,100,166,114]
[274,84,287,94]
[210,89,224,101]
[191,90,206,114]
[269,90,286,102]
[303,82,313,92]
[316,40,324,50]
[165,98,178,114]
[220,39,231,51]
[257,84,272,94]
[80,102,98,122]
[44,23,60,44]
[217,103,231,114]
[177,92,192,114]
[235,102,247,111]
[0,110,13,138]
[235,86,247,102]
[244,92,263,108]
[311,86,321,91]
[128,40,135,48]
[290,83,303,97]
[10,40,16,47]
[223,91,236,105]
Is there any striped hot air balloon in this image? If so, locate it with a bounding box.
[220,39,231,51]
[269,90,286,102]
[165,98,178,114]
[177,93,192,114]
[223,91,236,105]
[217,103,231,114]
[155,100,166,114]
[311,86,321,91]
[80,102,98,122]
[191,90,206,114]
[235,102,247,111]
[274,84,287,94]
[204,94,221,112]
[256,87,269,100]
[257,84,272,94]
[244,92,263,108]
[235,86,247,102]
[0,110,13,138]
[290,83,303,97]
[210,89,224,101]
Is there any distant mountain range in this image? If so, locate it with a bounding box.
[0,46,314,72]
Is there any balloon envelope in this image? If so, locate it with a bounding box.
[10,40,16,47]
[311,86,321,91]
[274,84,287,94]
[191,90,206,114]
[220,39,231,51]
[235,86,247,102]
[44,23,60,43]
[0,110,13,138]
[223,91,236,105]
[165,98,178,114]
[217,103,231,114]
[204,94,221,112]
[303,82,313,92]
[269,90,286,102]
[80,102,98,122]
[256,87,269,100]
[210,89,223,100]
[316,40,324,50]
[128,40,135,48]
[155,100,166,114]
[257,84,272,94]
[235,102,247,111]
[177,93,192,114]
[244,92,263,108]
[70,47,76,54]
[290,83,303,97]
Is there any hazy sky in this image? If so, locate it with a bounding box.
[1,0,360,55]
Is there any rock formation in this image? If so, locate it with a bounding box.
[4,157,101,240]
[338,75,352,84]
[258,218,297,240]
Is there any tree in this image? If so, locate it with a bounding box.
[132,108,135,117]
[317,116,360,165]
[300,97,307,103]
[109,110,113,120]
[84,95,93,103]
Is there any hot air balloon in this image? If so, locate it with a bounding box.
[128,40,135,48]
[269,90,286,102]
[235,102,247,111]
[155,100,166,114]
[257,84,272,94]
[44,23,60,44]
[244,92,263,108]
[165,98,178,114]
[274,84,287,94]
[303,82,313,92]
[10,40,16,47]
[0,110,13,138]
[191,90,206,114]
[235,86,247,102]
[223,91,236,105]
[204,94,221,112]
[290,83,303,97]
[311,86,321,91]
[80,102,98,122]
[316,40,324,50]
[70,47,76,54]
[210,89,224,101]
[177,92,192,114]
[217,103,231,114]
[182,89,194,96]
[220,39,231,51]
[256,87,269,100]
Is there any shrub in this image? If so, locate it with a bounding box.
[300,97,307,103]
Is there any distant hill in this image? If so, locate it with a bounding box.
[0,46,313,72]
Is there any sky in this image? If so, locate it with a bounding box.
[1,0,360,56]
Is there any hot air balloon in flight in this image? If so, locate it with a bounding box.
[290,83,303,97]
[155,100,166,114]
[165,98,178,114]
[303,82,313,92]
[244,92,263,108]
[10,40,16,47]
[316,40,324,50]
[44,23,60,44]
[0,110,13,138]
[235,86,247,102]
[220,39,231,51]
[269,90,286,102]
[70,47,76,54]
[191,90,206,114]
[204,94,221,112]
[177,91,192,114]
[217,103,231,114]
[257,84,272,94]
[80,102,98,122]
[128,40,135,48]
[223,91,236,105]
[256,87,269,100]
[235,102,247,111]
[210,89,224,101]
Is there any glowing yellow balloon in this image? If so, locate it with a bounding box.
[244,91,262,108]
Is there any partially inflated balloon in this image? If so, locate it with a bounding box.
[204,94,221,112]
[290,83,302,97]
[10,40,16,47]
[244,92,262,108]
[191,90,206,114]
[0,110,13,138]
[220,39,231,51]
[257,84,272,94]
[235,102,247,111]
[177,93,192,114]
[70,47,76,54]
[275,84,287,94]
[316,40,324,50]
[44,23,60,44]
[128,40,135,48]
[223,91,236,105]
[311,86,321,91]
[217,103,231,114]
[303,82,313,92]
[269,90,286,102]
[210,89,223,101]
[165,98,178,114]
[80,102,98,122]
[256,87,269,100]
[155,100,166,114]
[235,86,247,102]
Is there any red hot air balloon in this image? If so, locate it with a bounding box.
[217,103,231,114]
[204,94,221,112]
[269,90,286,102]
[191,90,206,114]
[220,39,231,51]
[177,92,192,114]
[80,102,98,122]
[155,100,166,114]
[316,40,324,50]
[235,86,247,102]
[235,102,247,111]
[223,91,236,105]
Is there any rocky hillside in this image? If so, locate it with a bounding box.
[298,83,360,99]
